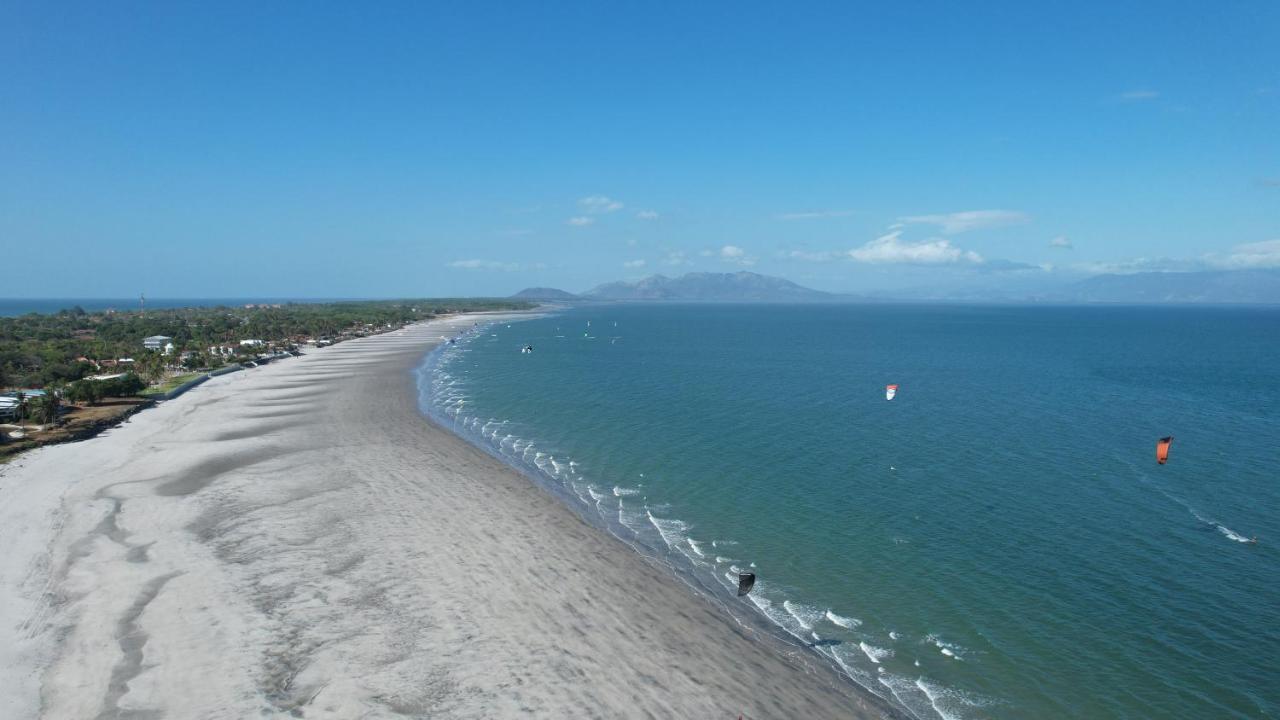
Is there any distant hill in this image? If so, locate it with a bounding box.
[510,287,578,300]
[583,271,833,302]
[1064,269,1280,304]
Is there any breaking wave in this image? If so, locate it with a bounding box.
[416,319,991,720]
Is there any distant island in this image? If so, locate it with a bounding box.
[584,271,832,302]
[510,287,580,301]
[516,268,1280,305]
[1062,268,1280,304]
[515,271,835,303]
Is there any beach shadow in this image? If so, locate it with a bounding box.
[808,639,844,648]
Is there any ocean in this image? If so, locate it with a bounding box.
[417,304,1279,720]
[0,298,353,317]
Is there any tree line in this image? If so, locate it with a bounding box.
[0,298,530,390]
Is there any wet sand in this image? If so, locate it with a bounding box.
[0,315,884,718]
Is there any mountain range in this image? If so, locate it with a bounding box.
[510,287,579,300]
[583,272,832,302]
[1061,269,1280,304]
[512,268,1280,304]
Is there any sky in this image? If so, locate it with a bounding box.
[2,1,1277,298]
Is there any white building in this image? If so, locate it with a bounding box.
[143,335,172,351]
[240,339,265,348]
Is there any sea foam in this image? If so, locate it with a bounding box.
[826,610,862,629]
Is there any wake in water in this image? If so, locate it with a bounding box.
[1145,478,1256,544]
[420,324,999,720]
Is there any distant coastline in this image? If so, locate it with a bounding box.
[0,298,366,317]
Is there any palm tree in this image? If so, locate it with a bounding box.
[30,391,61,427]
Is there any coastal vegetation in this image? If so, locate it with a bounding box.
[0,298,531,391]
[0,298,531,458]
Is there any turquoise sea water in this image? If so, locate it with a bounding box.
[418,304,1279,720]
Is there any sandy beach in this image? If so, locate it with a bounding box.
[0,315,883,719]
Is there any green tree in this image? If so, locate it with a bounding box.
[29,391,61,426]
[135,354,166,384]
[66,379,102,405]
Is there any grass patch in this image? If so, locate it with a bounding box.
[140,372,206,397]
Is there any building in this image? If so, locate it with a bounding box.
[240,339,265,348]
[143,335,173,351]
[0,396,19,421]
[87,373,127,381]
[0,390,45,422]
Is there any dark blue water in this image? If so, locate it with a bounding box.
[419,304,1280,720]
[0,298,351,316]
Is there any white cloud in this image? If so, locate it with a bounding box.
[1073,240,1280,275]
[776,209,856,221]
[1075,257,1198,274]
[784,249,837,262]
[623,259,647,268]
[698,249,713,257]
[1049,235,1073,249]
[636,210,659,220]
[900,210,1030,234]
[719,245,756,266]
[448,259,521,271]
[566,216,595,226]
[1209,239,1280,269]
[579,195,624,214]
[1118,89,1160,102]
[665,250,691,266]
[847,230,983,265]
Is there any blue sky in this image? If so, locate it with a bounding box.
[2,1,1277,297]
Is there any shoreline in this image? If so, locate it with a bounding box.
[417,322,908,718]
[1,313,885,718]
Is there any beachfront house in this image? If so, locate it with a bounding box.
[143,335,172,351]
[240,339,265,348]
[0,396,19,421]
[0,390,47,422]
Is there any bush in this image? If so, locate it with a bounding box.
[65,379,104,405]
[65,373,145,404]
[99,373,146,397]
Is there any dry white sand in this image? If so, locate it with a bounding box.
[0,315,886,719]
